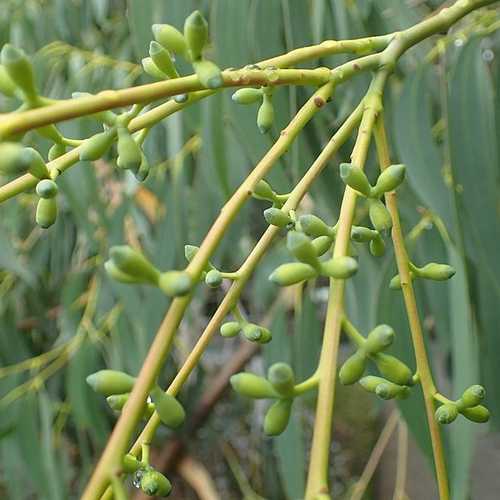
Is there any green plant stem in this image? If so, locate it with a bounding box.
[98,101,365,500]
[305,70,388,500]
[373,114,449,499]
[82,82,335,500]
[341,316,366,348]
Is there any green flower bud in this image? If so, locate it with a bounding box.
[257,94,274,134]
[230,372,278,399]
[109,245,160,285]
[86,369,136,396]
[106,394,155,419]
[149,41,179,79]
[364,325,395,355]
[135,153,150,182]
[269,262,317,286]
[122,453,142,473]
[416,263,456,281]
[220,321,241,338]
[435,403,459,424]
[339,163,372,197]
[312,235,333,257]
[242,323,272,344]
[205,269,223,288]
[48,143,66,161]
[36,198,57,228]
[141,57,168,80]
[339,351,367,385]
[117,127,142,172]
[351,226,378,243]
[461,405,490,423]
[389,271,415,290]
[150,386,185,429]
[368,198,392,232]
[320,256,358,279]
[184,10,208,62]
[36,179,58,199]
[359,375,387,393]
[79,129,116,161]
[369,235,385,257]
[287,231,319,268]
[184,245,199,262]
[299,214,332,238]
[19,148,49,179]
[174,93,189,103]
[252,179,275,201]
[457,385,485,409]
[152,23,188,56]
[372,353,413,385]
[267,363,295,397]
[232,88,263,105]
[375,381,409,400]
[371,164,406,198]
[193,59,223,89]
[140,469,172,497]
[263,207,291,228]
[0,44,36,97]
[0,64,17,97]
[158,271,192,297]
[104,260,141,284]
[0,142,31,176]
[264,399,293,436]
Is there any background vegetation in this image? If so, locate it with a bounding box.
[0,1,499,498]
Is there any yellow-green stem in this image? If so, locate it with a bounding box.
[373,114,449,499]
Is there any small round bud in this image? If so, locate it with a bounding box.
[158,271,192,297]
[269,262,317,286]
[193,59,224,89]
[242,323,272,344]
[458,385,485,409]
[435,403,459,424]
[140,469,172,497]
[79,129,116,161]
[109,246,160,285]
[184,245,199,262]
[150,386,185,429]
[36,179,58,199]
[299,214,332,238]
[184,10,208,62]
[375,382,409,400]
[220,321,241,338]
[368,198,392,232]
[117,127,142,172]
[371,164,406,198]
[351,226,378,243]
[22,148,50,179]
[122,453,142,473]
[372,353,413,386]
[86,369,136,396]
[152,23,188,56]
[460,405,490,423]
[0,44,36,97]
[142,57,168,80]
[149,41,179,79]
[104,260,141,284]
[359,375,387,393]
[364,325,395,355]
[252,179,275,201]
[205,269,223,288]
[232,88,263,105]
[416,263,456,281]
[0,142,31,176]
[267,363,295,396]
[36,198,57,228]
[369,235,385,257]
[264,398,293,436]
[287,231,319,268]
[339,162,372,197]
[263,207,291,228]
[230,373,278,399]
[257,95,274,134]
[320,256,358,279]
[174,93,189,103]
[339,351,367,385]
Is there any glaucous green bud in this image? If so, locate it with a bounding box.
[152,23,188,56]
[299,214,332,238]
[320,256,358,279]
[86,369,136,396]
[142,57,168,80]
[368,198,392,232]
[174,93,189,103]
[104,261,141,284]
[416,263,456,281]
[150,386,185,429]
[460,405,490,423]
[79,129,116,161]
[257,94,274,134]
[140,469,172,497]
[252,179,275,201]
[232,88,263,105]
[364,325,395,355]
[435,403,459,424]
[263,207,291,228]
[269,262,317,286]
[106,394,155,419]
[267,363,295,397]
[184,10,208,62]
[0,64,17,97]
[312,235,333,257]
[220,321,241,338]
[371,164,406,198]
[372,353,413,386]
[359,375,387,393]
[158,271,192,297]
[0,142,31,175]
[117,127,142,172]
[193,59,223,88]
[457,385,485,409]
[369,235,385,257]
[184,245,199,262]
[375,381,409,400]
[36,179,58,199]
[339,351,367,385]
[149,41,179,79]
[230,372,278,399]
[122,453,142,473]
[109,246,160,285]
[205,269,222,288]
[242,323,271,344]
[351,226,378,243]
[0,44,36,97]
[48,143,66,161]
[20,148,49,179]
[287,231,319,268]
[339,163,372,197]
[135,153,150,182]
[36,198,57,228]
[264,399,293,436]
[389,271,415,290]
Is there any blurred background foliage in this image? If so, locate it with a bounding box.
[0,0,499,499]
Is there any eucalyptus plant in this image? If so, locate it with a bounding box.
[0,1,497,499]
